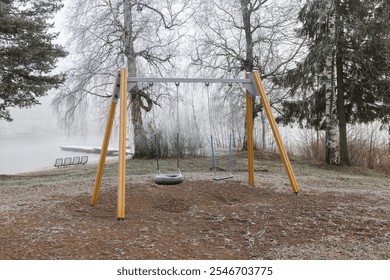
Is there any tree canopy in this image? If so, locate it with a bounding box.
[278,0,390,127]
[53,0,191,158]
[276,0,390,164]
[0,0,67,121]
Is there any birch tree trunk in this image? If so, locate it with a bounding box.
[324,0,339,165]
[324,59,339,165]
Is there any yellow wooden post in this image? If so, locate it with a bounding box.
[252,71,300,194]
[91,72,120,206]
[245,73,255,187]
[117,68,128,220]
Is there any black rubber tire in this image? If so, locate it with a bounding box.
[154,173,184,185]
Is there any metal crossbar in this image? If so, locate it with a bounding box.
[127,76,258,97]
[127,77,252,84]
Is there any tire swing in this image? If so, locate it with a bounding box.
[154,82,184,185]
[154,134,184,185]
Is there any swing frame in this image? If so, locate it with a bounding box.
[90,69,300,220]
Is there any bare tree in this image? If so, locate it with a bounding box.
[53,0,191,158]
[192,0,304,150]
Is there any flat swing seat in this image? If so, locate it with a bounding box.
[213,174,234,181]
[155,173,184,185]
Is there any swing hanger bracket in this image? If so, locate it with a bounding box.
[112,71,121,103]
[243,73,259,97]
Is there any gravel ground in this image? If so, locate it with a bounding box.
[1,154,390,259]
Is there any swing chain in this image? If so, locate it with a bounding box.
[175,81,180,172]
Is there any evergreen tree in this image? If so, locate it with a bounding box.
[0,0,67,121]
[276,0,390,165]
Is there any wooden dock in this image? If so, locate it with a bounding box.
[59,145,120,156]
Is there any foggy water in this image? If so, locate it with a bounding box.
[0,131,117,175]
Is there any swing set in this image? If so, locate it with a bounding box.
[90,68,300,220]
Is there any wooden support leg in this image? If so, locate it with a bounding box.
[91,72,120,206]
[245,74,255,187]
[117,68,128,219]
[252,71,300,194]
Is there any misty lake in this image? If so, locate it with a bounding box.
[0,130,118,175]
